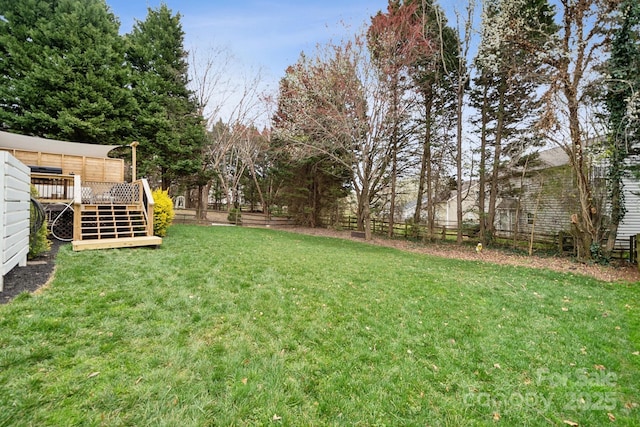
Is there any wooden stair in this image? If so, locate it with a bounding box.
[72,204,161,251]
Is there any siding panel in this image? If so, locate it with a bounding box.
[0,152,30,291]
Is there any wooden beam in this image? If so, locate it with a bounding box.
[72,236,162,252]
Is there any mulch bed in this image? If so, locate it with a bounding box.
[1,239,65,304]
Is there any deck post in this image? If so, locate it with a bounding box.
[73,174,82,241]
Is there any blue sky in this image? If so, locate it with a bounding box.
[105,1,471,123]
[106,0,393,81]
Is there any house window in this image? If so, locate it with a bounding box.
[527,212,534,225]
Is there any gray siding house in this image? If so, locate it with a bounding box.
[496,147,639,249]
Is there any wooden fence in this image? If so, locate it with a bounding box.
[328,216,633,261]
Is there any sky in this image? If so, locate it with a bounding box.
[107,0,392,82]
[105,0,470,123]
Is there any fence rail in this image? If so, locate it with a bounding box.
[326,216,633,261]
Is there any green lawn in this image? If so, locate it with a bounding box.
[1,225,638,426]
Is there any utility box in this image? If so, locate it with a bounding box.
[0,152,30,291]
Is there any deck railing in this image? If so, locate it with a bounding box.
[76,180,142,205]
[31,173,75,202]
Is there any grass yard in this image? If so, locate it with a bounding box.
[0,225,638,426]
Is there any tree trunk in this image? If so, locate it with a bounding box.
[567,89,598,261]
[388,139,397,238]
[195,183,210,221]
[414,89,434,240]
[487,80,507,242]
[456,81,464,244]
[478,83,489,244]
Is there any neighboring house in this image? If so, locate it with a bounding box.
[495,147,576,239]
[613,156,640,248]
[399,146,637,250]
[403,181,481,227]
[495,147,639,250]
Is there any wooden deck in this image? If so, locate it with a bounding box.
[32,174,160,251]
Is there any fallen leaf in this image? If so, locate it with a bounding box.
[632,351,639,356]
[608,413,616,422]
[562,307,569,312]
[272,414,282,421]
[563,420,579,426]
[494,363,501,369]
[431,364,439,372]
[493,412,500,421]
[594,364,606,371]
[87,372,100,379]
[241,378,248,385]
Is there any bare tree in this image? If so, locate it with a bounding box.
[447,1,475,243]
[539,0,618,260]
[190,45,269,217]
[273,35,397,240]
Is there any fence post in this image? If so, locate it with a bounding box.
[636,234,639,268]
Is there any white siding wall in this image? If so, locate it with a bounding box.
[617,176,640,249]
[0,152,30,291]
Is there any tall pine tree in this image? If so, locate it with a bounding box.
[126,4,205,189]
[472,0,556,244]
[0,0,136,143]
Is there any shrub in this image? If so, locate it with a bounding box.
[152,189,175,237]
[29,186,51,259]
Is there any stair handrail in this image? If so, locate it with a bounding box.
[135,178,155,237]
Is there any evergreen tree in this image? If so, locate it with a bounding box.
[472,0,556,244]
[0,0,136,143]
[604,0,640,252]
[407,0,459,240]
[126,4,205,189]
